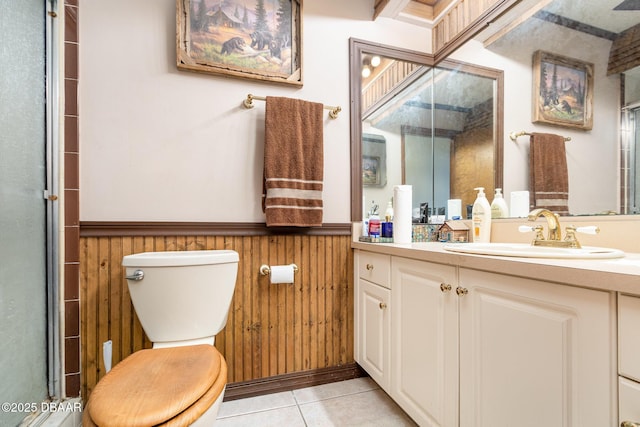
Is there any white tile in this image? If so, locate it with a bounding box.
[299,389,418,427]
[293,377,379,404]
[217,391,296,418]
[215,405,306,427]
[37,399,83,427]
[70,409,83,427]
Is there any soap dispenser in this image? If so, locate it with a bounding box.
[490,188,509,219]
[472,187,491,243]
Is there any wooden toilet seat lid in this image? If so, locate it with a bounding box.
[88,344,223,427]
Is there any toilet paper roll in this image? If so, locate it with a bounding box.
[270,265,295,284]
[103,340,112,373]
[510,191,530,218]
[447,199,462,219]
[393,185,413,244]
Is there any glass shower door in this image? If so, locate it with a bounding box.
[0,1,49,425]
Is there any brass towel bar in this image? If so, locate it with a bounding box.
[509,131,571,142]
[243,93,341,119]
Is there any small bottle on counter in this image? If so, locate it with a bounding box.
[369,214,381,239]
[384,200,394,221]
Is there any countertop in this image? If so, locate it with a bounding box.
[352,240,640,295]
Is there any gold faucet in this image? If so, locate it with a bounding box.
[524,209,601,248]
[527,208,578,248]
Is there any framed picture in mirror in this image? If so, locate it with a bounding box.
[176,0,302,86]
[363,133,387,187]
[532,50,593,130]
[363,156,381,186]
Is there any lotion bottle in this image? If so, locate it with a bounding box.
[472,187,491,243]
[490,188,509,219]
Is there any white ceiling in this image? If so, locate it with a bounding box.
[543,0,640,34]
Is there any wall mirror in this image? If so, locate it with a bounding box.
[349,38,503,222]
[473,0,640,216]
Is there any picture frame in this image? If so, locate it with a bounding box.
[363,133,387,187]
[532,50,593,130]
[362,156,381,186]
[176,0,303,87]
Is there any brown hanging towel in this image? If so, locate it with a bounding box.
[529,132,569,215]
[262,96,324,227]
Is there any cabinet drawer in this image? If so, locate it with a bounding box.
[619,294,640,382]
[620,377,640,427]
[358,251,391,288]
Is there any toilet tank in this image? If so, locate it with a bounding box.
[122,250,239,346]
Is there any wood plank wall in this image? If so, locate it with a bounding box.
[362,61,422,113]
[433,0,502,52]
[80,234,354,399]
[608,23,640,75]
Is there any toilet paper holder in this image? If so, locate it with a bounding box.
[260,264,299,276]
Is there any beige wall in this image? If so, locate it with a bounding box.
[491,216,640,253]
[79,0,430,223]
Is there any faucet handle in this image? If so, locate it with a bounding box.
[519,224,545,241]
[574,226,599,235]
[562,225,598,249]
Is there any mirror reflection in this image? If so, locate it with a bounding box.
[469,0,640,216]
[352,2,640,221]
[355,42,503,223]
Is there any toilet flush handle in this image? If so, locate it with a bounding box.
[125,269,144,281]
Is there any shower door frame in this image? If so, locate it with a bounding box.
[623,103,640,215]
[46,0,62,399]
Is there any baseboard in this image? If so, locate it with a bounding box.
[223,363,368,401]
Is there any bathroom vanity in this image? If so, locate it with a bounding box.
[353,240,640,427]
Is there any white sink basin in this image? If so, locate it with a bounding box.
[443,242,625,259]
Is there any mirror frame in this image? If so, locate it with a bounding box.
[349,38,504,221]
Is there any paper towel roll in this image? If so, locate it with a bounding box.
[270,265,295,284]
[393,185,412,244]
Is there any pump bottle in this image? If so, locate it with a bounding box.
[490,188,509,219]
[472,187,492,243]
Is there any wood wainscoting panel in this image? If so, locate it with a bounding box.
[80,234,354,399]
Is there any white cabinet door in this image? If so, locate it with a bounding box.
[357,278,391,392]
[619,294,640,427]
[458,269,615,427]
[619,377,640,427]
[619,294,640,383]
[391,257,458,427]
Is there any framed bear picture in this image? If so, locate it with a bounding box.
[532,50,593,130]
[176,0,303,87]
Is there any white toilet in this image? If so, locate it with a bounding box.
[83,250,239,427]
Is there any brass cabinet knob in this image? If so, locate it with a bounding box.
[366,263,374,271]
[456,286,468,296]
[440,283,452,292]
[379,302,387,309]
[621,422,640,427]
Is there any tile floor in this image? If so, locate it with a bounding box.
[216,377,418,426]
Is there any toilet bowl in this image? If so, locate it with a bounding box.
[83,250,239,427]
